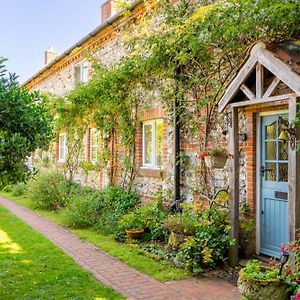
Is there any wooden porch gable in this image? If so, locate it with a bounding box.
[218,42,300,113]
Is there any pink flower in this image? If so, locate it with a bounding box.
[295,293,300,300]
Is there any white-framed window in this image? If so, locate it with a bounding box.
[58,133,67,162]
[74,60,89,86]
[90,128,99,162]
[142,119,163,168]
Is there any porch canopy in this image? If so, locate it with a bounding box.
[218,41,300,266]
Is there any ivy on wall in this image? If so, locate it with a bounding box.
[50,0,300,189]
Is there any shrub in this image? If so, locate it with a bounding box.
[2,184,13,192]
[174,208,233,275]
[65,186,139,234]
[65,192,97,228]
[28,172,79,210]
[11,182,27,196]
[164,213,198,236]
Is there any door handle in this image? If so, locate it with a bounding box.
[261,166,273,176]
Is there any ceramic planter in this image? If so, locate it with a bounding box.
[204,155,228,169]
[125,229,144,240]
[237,269,288,300]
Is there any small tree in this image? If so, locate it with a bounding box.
[0,57,53,186]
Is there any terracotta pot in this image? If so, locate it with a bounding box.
[167,231,190,250]
[204,155,227,169]
[125,229,144,240]
[237,269,288,300]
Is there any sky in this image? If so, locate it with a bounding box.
[0,0,106,84]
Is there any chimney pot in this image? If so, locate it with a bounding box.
[101,0,117,23]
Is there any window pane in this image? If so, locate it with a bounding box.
[265,141,276,160]
[91,146,97,161]
[82,65,88,83]
[144,124,153,164]
[265,121,276,140]
[279,163,288,182]
[74,66,81,86]
[91,130,98,146]
[59,135,66,160]
[279,140,288,161]
[265,162,276,181]
[156,120,163,166]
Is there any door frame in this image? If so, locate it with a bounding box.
[255,109,289,255]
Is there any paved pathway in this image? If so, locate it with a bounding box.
[0,197,241,300]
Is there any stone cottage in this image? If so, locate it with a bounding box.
[24,0,300,264]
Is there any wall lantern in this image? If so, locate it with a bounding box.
[278,116,296,150]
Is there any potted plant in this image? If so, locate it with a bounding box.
[118,211,146,240]
[164,213,198,250]
[237,260,289,300]
[197,147,231,169]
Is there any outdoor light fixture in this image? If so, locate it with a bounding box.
[278,116,296,150]
[279,250,289,276]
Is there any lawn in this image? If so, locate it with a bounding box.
[0,192,189,282]
[0,204,123,300]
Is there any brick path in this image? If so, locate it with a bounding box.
[0,197,241,300]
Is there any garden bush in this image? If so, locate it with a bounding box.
[66,186,139,234]
[174,207,233,275]
[28,172,79,210]
[11,182,27,196]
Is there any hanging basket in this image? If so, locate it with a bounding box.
[204,155,228,169]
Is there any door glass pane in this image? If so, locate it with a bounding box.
[265,162,276,181]
[91,146,97,161]
[279,141,288,161]
[265,141,276,160]
[144,124,152,164]
[265,121,276,140]
[279,163,288,182]
[155,120,163,166]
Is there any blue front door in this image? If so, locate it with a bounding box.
[260,114,288,258]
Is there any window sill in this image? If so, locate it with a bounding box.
[138,167,165,179]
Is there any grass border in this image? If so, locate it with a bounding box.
[0,191,190,282]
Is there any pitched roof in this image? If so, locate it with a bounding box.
[218,41,300,113]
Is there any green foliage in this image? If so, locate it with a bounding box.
[50,0,300,189]
[116,198,170,241]
[241,260,279,282]
[139,199,170,241]
[66,186,139,234]
[11,182,27,196]
[174,207,233,275]
[28,172,79,210]
[164,212,198,235]
[0,58,53,187]
[117,210,146,231]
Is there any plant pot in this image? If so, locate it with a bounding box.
[125,229,144,240]
[204,155,227,169]
[237,268,289,300]
[167,232,191,250]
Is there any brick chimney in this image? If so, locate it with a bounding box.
[101,0,117,23]
[44,45,58,65]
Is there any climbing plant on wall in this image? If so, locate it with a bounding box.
[52,0,300,190]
